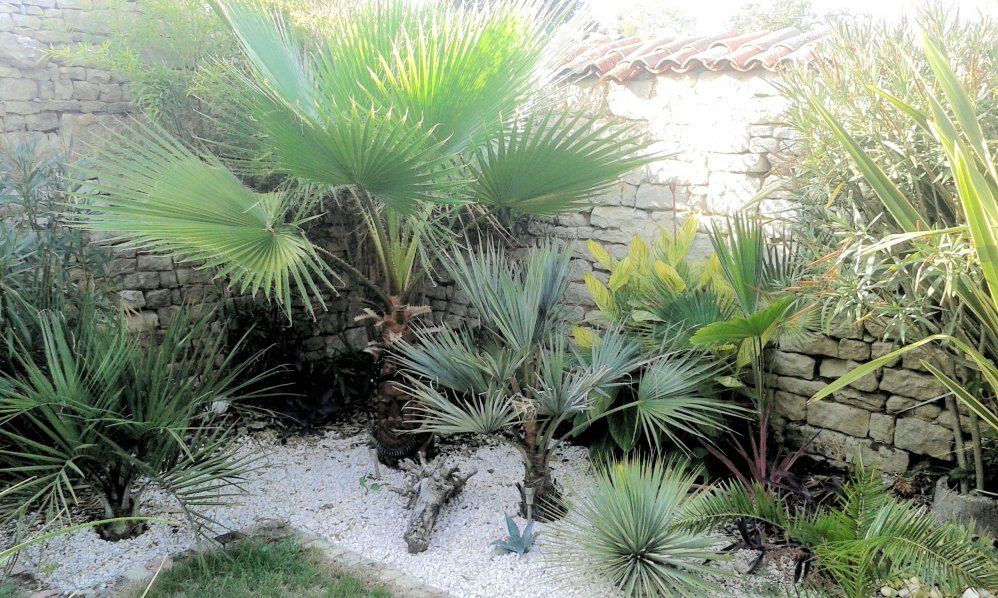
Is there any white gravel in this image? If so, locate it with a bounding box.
[5,429,801,597]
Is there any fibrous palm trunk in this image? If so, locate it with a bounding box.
[517,418,564,522]
[359,297,433,467]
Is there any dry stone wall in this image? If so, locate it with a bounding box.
[1,0,375,356]
[1,0,131,145]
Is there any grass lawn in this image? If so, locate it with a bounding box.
[0,584,20,598]
[132,538,392,598]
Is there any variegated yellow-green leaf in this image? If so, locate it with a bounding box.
[608,259,632,292]
[587,239,614,270]
[584,272,618,318]
[671,216,699,264]
[628,237,650,271]
[572,326,599,349]
[654,261,685,293]
[653,227,674,255]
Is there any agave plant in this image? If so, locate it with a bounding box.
[78,0,652,464]
[0,301,273,540]
[548,458,728,597]
[680,463,998,597]
[397,242,741,519]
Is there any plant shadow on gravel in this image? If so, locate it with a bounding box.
[131,538,392,598]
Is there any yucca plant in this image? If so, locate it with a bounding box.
[547,458,728,597]
[79,0,653,464]
[0,301,274,540]
[397,242,741,519]
[809,33,998,493]
[679,463,998,597]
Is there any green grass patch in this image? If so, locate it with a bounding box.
[134,538,392,598]
[0,583,21,598]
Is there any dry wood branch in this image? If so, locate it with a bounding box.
[399,453,476,553]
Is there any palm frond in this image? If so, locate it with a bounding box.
[78,121,335,315]
[405,377,518,435]
[548,458,728,598]
[468,113,654,216]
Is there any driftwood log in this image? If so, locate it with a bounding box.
[397,453,476,554]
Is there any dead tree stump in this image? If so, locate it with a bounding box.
[397,453,476,554]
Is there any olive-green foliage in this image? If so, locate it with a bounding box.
[47,0,335,143]
[728,0,818,32]
[780,4,998,341]
[136,538,391,598]
[680,464,998,598]
[548,458,727,597]
[0,139,113,363]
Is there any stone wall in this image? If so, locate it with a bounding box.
[769,324,965,473]
[1,0,131,145]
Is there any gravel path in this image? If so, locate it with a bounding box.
[5,429,800,597]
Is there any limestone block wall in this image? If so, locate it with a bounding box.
[768,323,966,473]
[0,0,131,145]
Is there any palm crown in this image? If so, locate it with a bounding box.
[80,0,653,314]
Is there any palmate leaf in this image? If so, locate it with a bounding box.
[405,378,518,435]
[79,122,335,315]
[467,113,654,216]
[689,296,794,347]
[616,354,742,453]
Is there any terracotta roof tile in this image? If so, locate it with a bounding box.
[564,27,829,81]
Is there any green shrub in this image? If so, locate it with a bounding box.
[0,138,114,363]
[397,242,739,519]
[0,303,274,540]
[780,5,998,340]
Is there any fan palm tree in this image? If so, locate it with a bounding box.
[396,242,742,519]
[78,0,653,463]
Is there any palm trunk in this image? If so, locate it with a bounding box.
[364,297,433,467]
[97,477,146,541]
[517,417,564,521]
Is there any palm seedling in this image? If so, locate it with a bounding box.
[547,458,728,597]
[79,0,653,464]
[396,242,742,519]
[679,463,998,597]
[0,302,274,540]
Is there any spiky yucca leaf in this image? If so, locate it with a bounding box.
[548,459,728,598]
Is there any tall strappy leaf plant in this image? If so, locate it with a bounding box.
[810,35,998,492]
[0,303,274,540]
[396,242,741,519]
[80,0,653,463]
